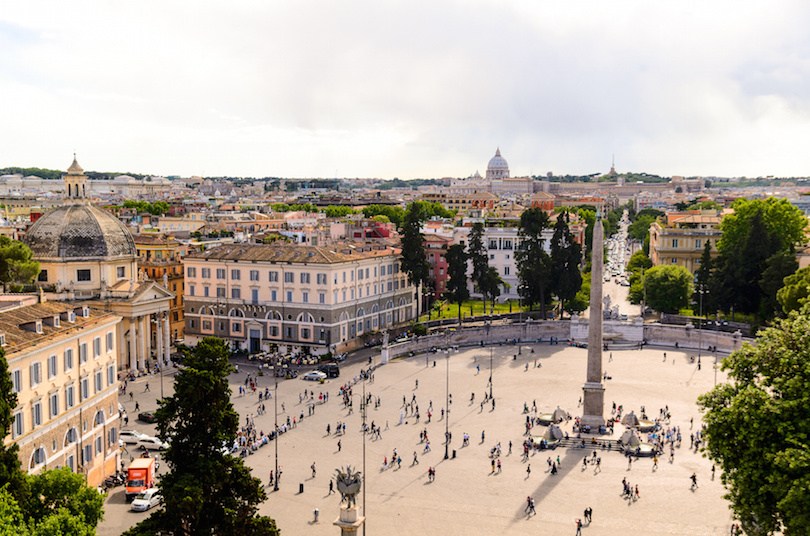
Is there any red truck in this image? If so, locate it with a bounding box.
[126,457,156,501]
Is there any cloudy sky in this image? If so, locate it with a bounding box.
[2,1,810,179]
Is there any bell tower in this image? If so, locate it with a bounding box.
[64,154,88,200]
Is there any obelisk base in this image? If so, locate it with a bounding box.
[580,382,606,429]
[334,506,364,535]
[380,348,389,364]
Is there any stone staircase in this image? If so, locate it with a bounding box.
[556,437,625,453]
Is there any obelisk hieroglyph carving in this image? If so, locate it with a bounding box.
[581,211,606,429]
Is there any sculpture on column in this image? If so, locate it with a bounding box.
[335,466,362,508]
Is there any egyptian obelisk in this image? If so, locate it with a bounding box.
[581,211,606,429]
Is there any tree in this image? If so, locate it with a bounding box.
[626,251,652,305]
[516,208,553,318]
[362,205,405,228]
[549,212,582,318]
[444,244,469,325]
[712,198,807,318]
[323,205,355,218]
[698,308,810,535]
[776,267,810,314]
[643,265,693,313]
[25,468,104,534]
[565,277,590,316]
[758,251,798,319]
[627,214,658,242]
[399,202,431,316]
[0,237,39,292]
[478,266,504,314]
[467,223,488,293]
[127,337,278,536]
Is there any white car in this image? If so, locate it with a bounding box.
[120,430,148,445]
[137,436,169,451]
[130,488,162,512]
[302,370,327,381]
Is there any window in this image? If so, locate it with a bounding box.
[107,365,115,386]
[11,370,21,393]
[216,287,226,298]
[95,436,102,455]
[117,266,125,278]
[94,371,103,392]
[251,289,259,304]
[284,272,294,283]
[32,401,42,427]
[269,271,279,282]
[202,320,212,330]
[93,337,101,358]
[231,269,241,280]
[489,240,498,249]
[269,325,279,337]
[49,393,59,418]
[271,290,278,301]
[189,284,196,296]
[83,445,92,464]
[187,267,197,277]
[695,239,702,248]
[503,239,513,250]
[79,343,88,363]
[672,239,679,248]
[216,268,226,279]
[301,328,310,339]
[316,273,327,285]
[504,267,510,276]
[365,268,369,278]
[286,291,293,302]
[65,384,75,408]
[12,412,23,438]
[232,322,242,333]
[358,269,363,280]
[302,292,309,303]
[38,270,48,282]
[47,355,57,379]
[77,269,91,282]
[30,362,41,387]
[319,292,326,304]
[80,378,89,400]
[203,286,209,297]
[108,427,118,446]
[231,288,241,299]
[201,267,210,278]
[106,332,114,352]
[250,270,259,281]
[64,349,73,371]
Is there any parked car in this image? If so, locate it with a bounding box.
[120,430,148,445]
[317,363,340,378]
[130,488,163,512]
[137,412,157,424]
[138,436,169,451]
[302,370,327,382]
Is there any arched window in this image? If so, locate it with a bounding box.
[64,427,78,447]
[29,446,46,469]
[297,312,314,323]
[94,410,105,427]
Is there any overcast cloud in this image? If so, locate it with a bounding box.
[2,1,810,179]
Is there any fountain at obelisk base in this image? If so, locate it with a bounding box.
[333,466,365,535]
[580,211,606,430]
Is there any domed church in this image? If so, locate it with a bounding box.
[485,148,510,180]
[24,157,174,376]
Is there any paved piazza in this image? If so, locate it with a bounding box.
[100,341,734,535]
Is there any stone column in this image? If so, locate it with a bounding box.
[129,320,138,375]
[581,211,606,429]
[155,315,163,371]
[163,314,171,365]
[333,506,364,536]
[142,316,151,369]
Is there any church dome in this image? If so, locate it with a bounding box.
[486,148,509,179]
[24,204,136,260]
[67,157,84,175]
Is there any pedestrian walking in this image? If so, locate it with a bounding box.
[575,518,583,535]
[497,459,502,473]
[690,472,698,490]
[413,451,419,465]
[311,462,316,478]
[526,464,531,478]
[145,382,150,392]
[328,479,334,494]
[134,402,140,412]
[584,506,592,523]
[337,440,342,452]
[313,507,319,523]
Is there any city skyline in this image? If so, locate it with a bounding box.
[3,1,810,179]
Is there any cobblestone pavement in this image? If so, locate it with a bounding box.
[99,342,733,535]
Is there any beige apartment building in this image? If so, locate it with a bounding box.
[649,211,724,273]
[3,302,122,487]
[183,243,416,353]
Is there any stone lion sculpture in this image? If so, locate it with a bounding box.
[334,465,362,508]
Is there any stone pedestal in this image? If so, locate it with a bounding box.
[380,347,389,364]
[334,506,364,535]
[581,382,606,428]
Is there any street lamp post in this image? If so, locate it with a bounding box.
[361,369,367,535]
[444,349,450,460]
[697,285,708,363]
[273,373,279,492]
[489,346,493,400]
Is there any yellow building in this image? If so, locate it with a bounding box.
[134,234,186,344]
[2,301,122,487]
[649,211,724,273]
